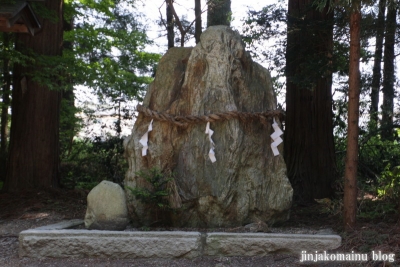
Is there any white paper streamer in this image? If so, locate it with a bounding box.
[270,118,283,156]
[139,119,153,156]
[205,122,216,163]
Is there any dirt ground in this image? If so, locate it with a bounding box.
[0,189,399,267]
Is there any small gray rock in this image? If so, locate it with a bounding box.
[85,180,129,230]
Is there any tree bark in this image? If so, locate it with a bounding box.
[195,0,202,43]
[166,0,175,49]
[4,0,63,192]
[284,0,336,201]
[207,0,231,27]
[369,0,386,129]
[344,5,361,230]
[0,33,11,182]
[381,4,396,141]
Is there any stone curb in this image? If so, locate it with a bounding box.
[19,229,202,259]
[19,220,341,259]
[205,233,342,257]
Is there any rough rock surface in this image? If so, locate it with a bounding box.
[84,181,129,230]
[124,26,293,227]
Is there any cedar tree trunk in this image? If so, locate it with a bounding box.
[1,33,11,182]
[285,0,336,201]
[207,0,231,27]
[381,5,396,141]
[166,0,174,49]
[4,0,63,192]
[369,0,386,129]
[195,0,202,43]
[343,5,361,230]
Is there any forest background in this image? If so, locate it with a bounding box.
[0,0,399,230]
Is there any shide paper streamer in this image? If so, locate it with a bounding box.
[270,118,283,156]
[139,119,153,156]
[137,112,282,159]
[205,122,216,163]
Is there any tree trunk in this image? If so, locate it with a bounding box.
[369,0,386,129]
[166,0,186,47]
[4,0,63,192]
[344,5,361,230]
[195,0,202,43]
[207,0,231,27]
[166,0,175,49]
[381,5,396,141]
[0,33,11,182]
[284,0,336,201]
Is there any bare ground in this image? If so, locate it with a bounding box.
[0,189,399,267]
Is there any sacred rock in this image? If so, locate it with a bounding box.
[85,180,129,230]
[124,25,293,227]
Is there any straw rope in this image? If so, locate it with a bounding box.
[136,104,285,127]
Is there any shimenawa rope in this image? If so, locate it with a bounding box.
[136,104,285,127]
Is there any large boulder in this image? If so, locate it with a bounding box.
[85,180,129,230]
[124,26,293,227]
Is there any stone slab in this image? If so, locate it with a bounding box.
[204,233,342,256]
[19,220,342,259]
[19,229,202,259]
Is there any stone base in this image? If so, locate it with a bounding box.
[19,220,341,259]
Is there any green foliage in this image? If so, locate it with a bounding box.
[241,4,286,62]
[78,0,116,17]
[126,168,179,226]
[30,54,71,91]
[3,4,68,92]
[6,2,144,94]
[335,132,400,219]
[30,2,59,23]
[6,48,81,93]
[241,3,286,98]
[332,41,349,75]
[358,137,400,187]
[65,1,161,103]
[378,164,400,201]
[60,136,127,190]
[357,199,397,221]
[126,168,174,210]
[57,0,162,191]
[59,97,83,159]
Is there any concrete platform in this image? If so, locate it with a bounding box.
[19,220,341,259]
